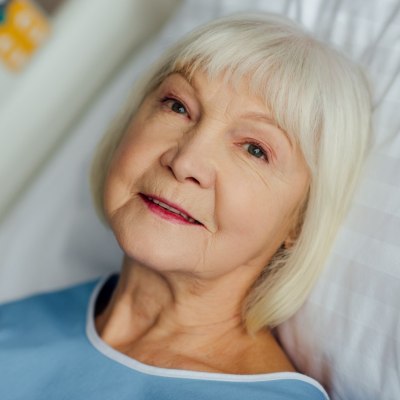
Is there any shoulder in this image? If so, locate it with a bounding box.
[233,329,296,374]
[0,278,99,337]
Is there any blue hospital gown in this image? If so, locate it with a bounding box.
[0,274,329,400]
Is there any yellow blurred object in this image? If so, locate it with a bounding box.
[0,0,50,71]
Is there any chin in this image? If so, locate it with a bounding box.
[112,223,200,275]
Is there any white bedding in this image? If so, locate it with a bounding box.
[0,1,399,399]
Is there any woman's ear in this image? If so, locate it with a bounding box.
[284,193,309,249]
[282,211,304,249]
[283,235,296,250]
[283,222,300,249]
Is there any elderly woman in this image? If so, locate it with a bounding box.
[0,12,370,400]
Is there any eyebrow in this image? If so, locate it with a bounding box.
[241,112,293,148]
[242,112,276,126]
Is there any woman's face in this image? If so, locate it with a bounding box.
[104,71,310,280]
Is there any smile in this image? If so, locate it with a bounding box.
[140,194,201,225]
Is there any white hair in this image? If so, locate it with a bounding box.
[91,13,371,334]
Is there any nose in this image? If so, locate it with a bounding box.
[160,128,217,188]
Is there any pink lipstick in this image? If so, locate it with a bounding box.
[140,194,201,225]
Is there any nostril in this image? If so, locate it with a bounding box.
[187,177,200,185]
[162,147,214,188]
[167,165,199,185]
[166,165,177,179]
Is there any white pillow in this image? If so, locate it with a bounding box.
[271,3,400,400]
[0,1,398,399]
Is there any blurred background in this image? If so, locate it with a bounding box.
[0,2,399,398]
[0,0,181,222]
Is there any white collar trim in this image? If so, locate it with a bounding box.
[86,275,329,398]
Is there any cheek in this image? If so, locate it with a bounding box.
[107,120,163,180]
[218,167,302,251]
[220,177,282,238]
[103,134,150,213]
[114,125,148,168]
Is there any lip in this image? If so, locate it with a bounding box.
[139,193,202,226]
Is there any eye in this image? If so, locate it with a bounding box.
[243,142,269,162]
[161,97,188,116]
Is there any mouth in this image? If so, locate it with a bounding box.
[139,194,202,225]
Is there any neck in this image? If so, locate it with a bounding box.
[94,256,297,375]
[95,255,260,350]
